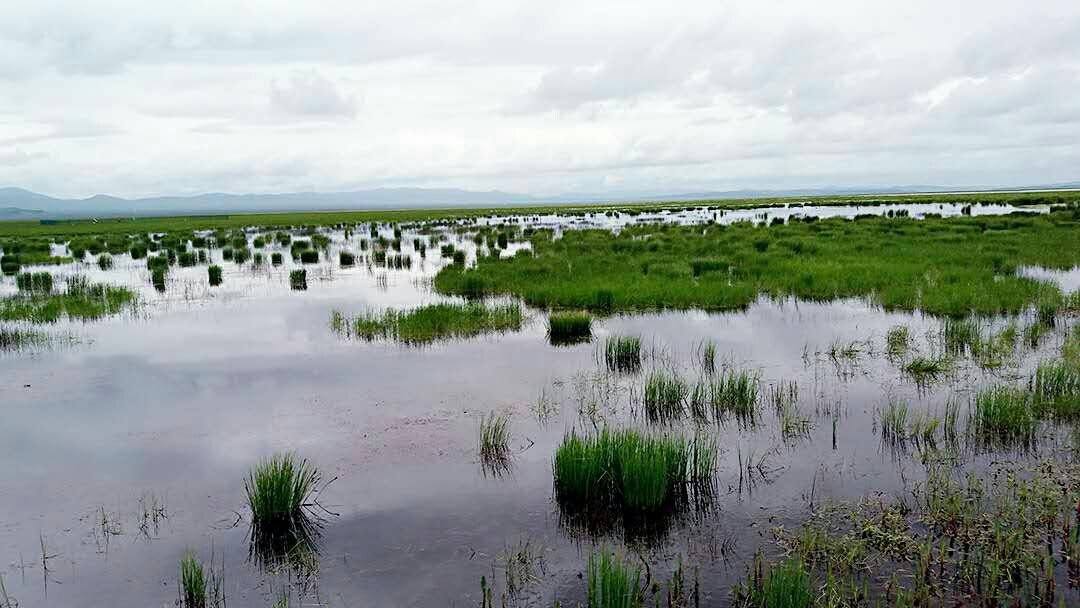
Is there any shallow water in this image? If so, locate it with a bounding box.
[0,203,1074,607]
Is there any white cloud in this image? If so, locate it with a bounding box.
[0,0,1078,198]
[270,70,358,118]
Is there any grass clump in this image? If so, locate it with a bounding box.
[97,253,114,270]
[271,252,283,266]
[244,453,321,568]
[299,249,319,264]
[885,325,910,357]
[732,553,813,608]
[179,553,206,608]
[339,251,356,266]
[643,371,688,423]
[1031,359,1080,417]
[1,275,136,323]
[587,549,643,608]
[333,303,523,344]
[553,428,715,516]
[15,271,52,294]
[969,386,1037,449]
[708,368,761,426]
[152,267,167,292]
[207,265,223,287]
[479,411,511,472]
[289,269,307,290]
[603,335,641,373]
[902,356,952,383]
[547,311,593,345]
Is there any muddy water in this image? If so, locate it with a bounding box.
[0,203,1074,607]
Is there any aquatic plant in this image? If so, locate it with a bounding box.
[709,368,761,426]
[603,335,641,372]
[553,428,714,516]
[587,548,643,608]
[3,276,137,323]
[207,265,223,287]
[179,552,207,608]
[885,325,910,356]
[732,553,813,608]
[15,271,52,294]
[245,453,322,570]
[548,311,592,345]
[969,386,1037,448]
[97,253,114,270]
[479,411,511,470]
[334,303,522,344]
[299,250,319,264]
[700,339,717,373]
[152,267,167,292]
[643,371,688,423]
[271,252,283,266]
[902,356,952,383]
[289,269,307,290]
[339,251,356,266]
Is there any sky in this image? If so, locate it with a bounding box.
[0,0,1078,199]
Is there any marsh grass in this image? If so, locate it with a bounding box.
[771,381,810,441]
[732,553,813,608]
[710,368,761,426]
[700,339,717,373]
[207,265,223,287]
[643,371,688,423]
[885,325,910,357]
[339,251,356,266]
[435,211,1080,317]
[0,326,51,351]
[1031,359,1080,417]
[15,271,52,294]
[333,302,523,344]
[1,276,136,323]
[553,428,715,519]
[289,269,307,290]
[941,318,980,355]
[603,335,641,373]
[271,252,283,266]
[969,386,1037,448]
[178,551,224,608]
[97,253,114,270]
[902,356,953,383]
[245,453,322,570]
[548,311,593,345]
[479,411,511,472]
[587,549,643,608]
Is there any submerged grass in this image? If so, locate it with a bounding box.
[333,302,523,344]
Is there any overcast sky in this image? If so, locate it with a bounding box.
[1,0,1078,199]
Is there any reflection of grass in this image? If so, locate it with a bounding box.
[1,276,136,323]
[332,303,523,344]
[245,453,322,573]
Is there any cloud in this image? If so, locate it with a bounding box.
[269,70,357,118]
[0,0,1079,198]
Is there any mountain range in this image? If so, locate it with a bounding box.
[1,182,1078,220]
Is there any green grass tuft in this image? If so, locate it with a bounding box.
[333,302,523,344]
[603,335,641,372]
[548,311,592,345]
[587,548,643,608]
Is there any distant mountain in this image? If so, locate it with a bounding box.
[0,182,1077,220]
